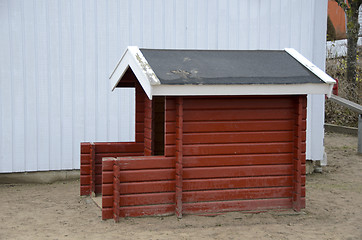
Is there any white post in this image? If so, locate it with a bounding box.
[358,114,362,154]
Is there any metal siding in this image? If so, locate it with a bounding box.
[0,0,327,172]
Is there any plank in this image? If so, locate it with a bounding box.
[119,180,176,194]
[183,198,293,214]
[80,175,90,185]
[102,208,113,220]
[183,176,293,191]
[118,192,175,206]
[183,165,292,179]
[183,154,294,167]
[94,142,144,153]
[166,120,297,134]
[80,186,91,196]
[180,142,294,156]
[80,165,90,175]
[183,97,295,110]
[80,143,91,154]
[182,109,294,121]
[119,169,175,182]
[183,187,293,203]
[95,152,144,162]
[120,204,175,217]
[181,131,294,144]
[102,195,113,208]
[116,156,175,170]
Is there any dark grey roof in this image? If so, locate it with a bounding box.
[140,49,323,85]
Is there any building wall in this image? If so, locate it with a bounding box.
[0,0,328,173]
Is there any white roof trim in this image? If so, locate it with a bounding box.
[152,83,333,97]
[110,46,160,99]
[111,47,335,99]
[284,48,336,85]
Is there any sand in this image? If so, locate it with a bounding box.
[1,132,361,240]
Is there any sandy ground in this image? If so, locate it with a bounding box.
[1,132,361,240]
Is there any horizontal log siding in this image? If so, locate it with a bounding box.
[180,96,305,214]
[102,156,176,219]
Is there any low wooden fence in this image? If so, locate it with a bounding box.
[102,156,176,221]
[80,142,144,195]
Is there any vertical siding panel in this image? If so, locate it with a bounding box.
[279,0,291,48]
[72,0,85,169]
[228,0,238,49]
[238,0,249,49]
[35,0,50,171]
[164,0,174,48]
[259,0,270,49]
[130,0,142,46]
[207,0,217,49]
[0,0,13,172]
[23,0,38,171]
[48,0,61,170]
[290,0,302,52]
[153,0,165,49]
[175,0,186,48]
[195,0,208,49]
[217,0,228,49]
[108,0,121,141]
[60,0,73,169]
[142,0,153,48]
[84,0,97,140]
[96,1,108,141]
[9,0,25,171]
[249,0,260,49]
[269,0,281,49]
[186,0,196,48]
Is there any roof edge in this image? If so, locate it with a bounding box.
[284,48,336,86]
[110,46,161,99]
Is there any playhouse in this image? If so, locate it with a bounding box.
[80,47,335,222]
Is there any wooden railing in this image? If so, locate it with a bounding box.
[328,94,362,154]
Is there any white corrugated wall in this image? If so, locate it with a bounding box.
[0,0,328,173]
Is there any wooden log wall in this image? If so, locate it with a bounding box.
[177,96,306,214]
[101,156,176,220]
[80,142,144,195]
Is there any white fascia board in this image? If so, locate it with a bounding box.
[285,48,336,86]
[110,46,160,99]
[152,83,332,97]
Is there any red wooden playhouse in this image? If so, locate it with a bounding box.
[80,47,335,221]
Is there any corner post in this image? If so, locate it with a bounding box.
[293,95,304,211]
[175,97,184,218]
[90,143,96,195]
[113,161,121,222]
[358,114,362,154]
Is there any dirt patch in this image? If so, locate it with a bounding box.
[1,133,361,240]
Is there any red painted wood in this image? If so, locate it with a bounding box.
[182,109,294,121]
[120,204,175,218]
[90,144,96,193]
[292,95,306,212]
[95,153,144,162]
[183,97,295,110]
[80,165,90,175]
[180,142,294,156]
[182,131,294,144]
[183,187,293,203]
[175,97,184,218]
[183,165,292,179]
[80,154,91,164]
[80,186,91,195]
[113,163,120,222]
[102,183,113,195]
[119,192,175,206]
[102,196,113,208]
[80,142,91,153]
[183,198,292,214]
[166,120,296,134]
[94,142,144,153]
[80,175,90,185]
[183,176,293,191]
[183,154,293,167]
[116,156,175,170]
[119,169,175,182]
[119,180,176,194]
[102,208,113,220]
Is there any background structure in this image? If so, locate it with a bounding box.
[0,0,328,173]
